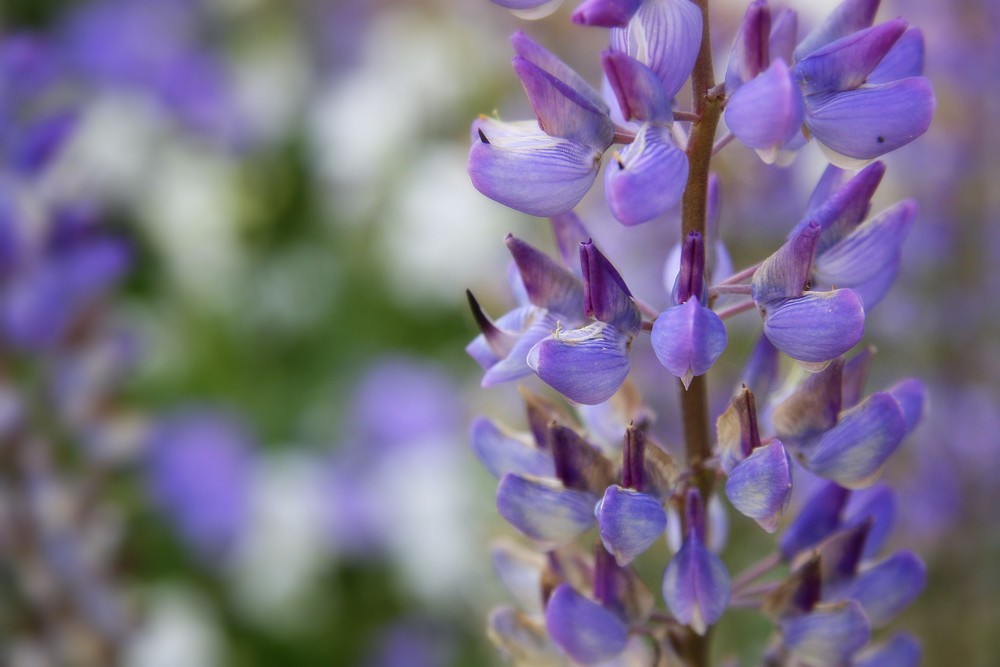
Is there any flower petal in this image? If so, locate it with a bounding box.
[482,308,559,386]
[491,539,547,614]
[772,358,844,445]
[471,417,555,479]
[496,473,598,546]
[572,0,644,27]
[725,59,805,160]
[725,0,770,92]
[780,600,870,666]
[604,123,689,226]
[511,31,609,114]
[662,529,731,635]
[844,484,896,559]
[887,377,926,435]
[837,551,926,626]
[814,200,917,287]
[752,222,821,306]
[506,234,586,317]
[611,0,703,98]
[867,27,924,84]
[793,20,908,95]
[469,117,601,217]
[725,440,793,533]
[650,299,727,389]
[550,210,590,272]
[545,584,629,665]
[601,51,672,123]
[768,8,798,65]
[763,289,865,363]
[487,606,564,665]
[854,633,921,667]
[527,321,631,405]
[779,481,850,560]
[805,77,936,161]
[581,240,642,335]
[793,0,880,61]
[596,485,667,565]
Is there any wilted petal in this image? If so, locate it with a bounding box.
[779,481,850,560]
[854,633,921,667]
[596,485,667,565]
[602,51,672,122]
[867,28,924,84]
[837,551,926,626]
[611,0,703,98]
[491,540,547,614]
[513,56,615,151]
[469,118,601,217]
[752,222,821,306]
[527,322,631,405]
[471,417,555,479]
[780,600,870,666]
[487,607,565,667]
[725,59,805,161]
[572,0,643,27]
[793,0,880,61]
[814,200,916,287]
[887,377,926,434]
[497,473,597,545]
[725,440,793,533]
[650,298,727,389]
[801,392,906,488]
[763,289,865,363]
[512,31,609,114]
[605,123,688,226]
[506,234,586,318]
[806,77,936,162]
[793,20,907,95]
[581,240,642,335]
[725,0,770,92]
[545,584,628,664]
[772,358,844,445]
[662,529,731,635]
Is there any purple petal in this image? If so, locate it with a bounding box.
[550,423,616,493]
[604,123,689,226]
[816,521,871,589]
[803,161,886,254]
[545,584,628,664]
[601,51,672,122]
[725,0,771,92]
[471,417,555,479]
[662,529,731,635]
[496,473,597,545]
[572,0,643,27]
[672,231,707,304]
[726,59,805,162]
[887,377,926,434]
[780,600,870,665]
[549,211,590,272]
[768,8,798,65]
[867,28,924,84]
[793,0,880,61]
[854,633,921,667]
[491,540,546,614]
[511,31,610,114]
[487,606,563,664]
[801,392,906,488]
[12,109,79,175]
[805,77,936,162]
[715,387,760,474]
[741,333,780,399]
[725,440,793,533]
[844,261,898,307]
[772,358,844,445]
[469,117,602,217]
[752,222,821,306]
[465,295,527,370]
[841,345,875,409]
[527,321,631,405]
[596,485,667,565]
[481,308,559,386]
[650,299,727,389]
[611,0,703,98]
[793,20,907,95]
[779,482,850,560]
[844,484,896,559]
[513,55,615,151]
[838,551,926,626]
[581,240,641,335]
[814,200,917,287]
[762,289,865,363]
[506,234,586,317]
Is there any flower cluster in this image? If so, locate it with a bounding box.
[465,0,934,664]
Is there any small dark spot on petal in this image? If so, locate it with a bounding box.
[876,136,885,144]
[478,128,490,144]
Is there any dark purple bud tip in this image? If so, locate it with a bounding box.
[580,240,641,335]
[622,423,645,490]
[676,232,706,304]
[571,0,642,27]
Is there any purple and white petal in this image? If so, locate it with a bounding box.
[469,118,602,217]
[762,289,865,363]
[793,0,880,61]
[650,299,727,389]
[572,0,643,28]
[527,321,631,405]
[545,584,629,664]
[611,0,703,98]
[838,551,926,626]
[793,20,907,95]
[867,27,924,84]
[725,440,793,533]
[596,485,667,565]
[780,600,870,665]
[487,606,564,665]
[604,123,689,226]
[806,77,936,163]
[662,529,731,635]
[511,31,609,113]
[725,59,805,163]
[496,473,598,546]
[471,417,555,479]
[491,540,547,614]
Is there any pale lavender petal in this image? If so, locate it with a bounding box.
[506,234,586,317]
[545,584,628,664]
[741,333,780,399]
[604,123,688,226]
[581,240,642,335]
[725,0,770,92]
[465,296,530,370]
[650,299,727,389]
[596,485,667,565]
[662,530,731,635]
[725,440,793,533]
[781,600,870,665]
[844,261,897,307]
[482,309,559,386]
[487,607,563,665]
[838,551,925,626]
[814,200,917,286]
[513,56,615,151]
[469,118,601,217]
[779,482,850,560]
[854,633,921,667]
[802,392,906,488]
[496,474,597,545]
[601,51,672,122]
[887,377,926,434]
[572,0,643,27]
[491,540,546,614]
[752,222,821,306]
[527,321,631,405]
[806,77,936,161]
[550,211,590,272]
[511,31,609,114]
[793,0,880,61]
[841,345,875,409]
[725,59,805,159]
[762,289,865,363]
[793,20,907,95]
[867,28,924,84]
[768,8,798,65]
[611,0,703,98]
[471,417,555,479]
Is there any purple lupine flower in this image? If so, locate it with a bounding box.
[545,583,629,664]
[779,599,870,665]
[854,632,921,667]
[724,0,935,167]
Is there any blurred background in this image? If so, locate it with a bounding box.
[0,0,996,665]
